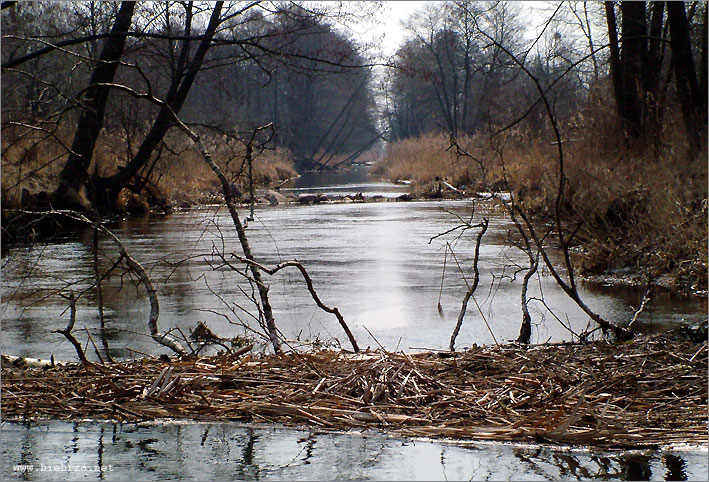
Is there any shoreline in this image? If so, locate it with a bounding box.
[171,193,707,298]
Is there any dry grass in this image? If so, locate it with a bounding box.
[1,128,297,208]
[1,126,73,206]
[157,135,296,205]
[375,103,708,291]
[373,132,497,192]
[2,334,706,448]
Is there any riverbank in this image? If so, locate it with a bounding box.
[3,333,706,449]
[374,132,708,294]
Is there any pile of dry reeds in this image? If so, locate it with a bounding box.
[2,335,706,448]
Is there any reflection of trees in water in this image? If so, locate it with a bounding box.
[97,425,105,478]
[70,421,80,454]
[18,425,36,482]
[300,433,316,465]
[234,428,260,480]
[590,455,616,478]
[619,454,652,480]
[513,447,555,479]
[663,454,688,481]
[553,453,593,479]
[512,446,676,480]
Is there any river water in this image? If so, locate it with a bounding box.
[2,167,705,359]
[1,167,707,480]
[1,421,706,481]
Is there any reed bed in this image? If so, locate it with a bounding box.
[2,335,706,448]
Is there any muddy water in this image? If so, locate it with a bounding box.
[1,421,706,481]
[2,167,706,360]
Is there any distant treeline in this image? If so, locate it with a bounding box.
[384,1,707,152]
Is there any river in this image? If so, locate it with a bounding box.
[2,166,705,359]
[2,167,707,480]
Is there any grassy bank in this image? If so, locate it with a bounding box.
[1,128,297,211]
[375,128,707,292]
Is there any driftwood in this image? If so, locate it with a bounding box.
[1,355,68,369]
[2,334,705,448]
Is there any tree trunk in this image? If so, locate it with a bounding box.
[605,2,625,127]
[52,1,135,210]
[667,1,703,151]
[701,4,708,118]
[619,1,647,138]
[95,1,223,211]
[644,2,665,137]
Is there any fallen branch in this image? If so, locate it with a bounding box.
[450,218,489,351]
[30,210,188,356]
[626,289,652,330]
[52,293,87,362]
[97,221,186,355]
[227,254,360,353]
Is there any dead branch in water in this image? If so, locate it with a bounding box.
[222,254,360,353]
[92,221,113,362]
[449,217,489,351]
[24,209,188,356]
[52,293,86,363]
[97,219,186,355]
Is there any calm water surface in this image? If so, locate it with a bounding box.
[1,421,706,481]
[2,168,706,360]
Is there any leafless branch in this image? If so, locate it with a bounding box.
[450,218,489,351]
[52,293,87,363]
[224,254,360,353]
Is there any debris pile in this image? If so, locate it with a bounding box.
[2,335,706,448]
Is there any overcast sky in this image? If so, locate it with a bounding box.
[337,1,554,58]
[368,1,427,55]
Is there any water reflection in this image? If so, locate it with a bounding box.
[2,169,706,361]
[1,421,706,481]
[663,454,688,481]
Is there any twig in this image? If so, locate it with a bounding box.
[52,293,87,363]
[450,218,489,351]
[363,325,385,350]
[627,289,652,330]
[227,254,360,353]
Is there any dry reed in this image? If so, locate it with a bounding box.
[375,107,708,291]
[2,334,706,449]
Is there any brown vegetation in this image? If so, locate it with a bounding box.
[374,90,708,292]
[2,334,706,448]
[1,129,297,211]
